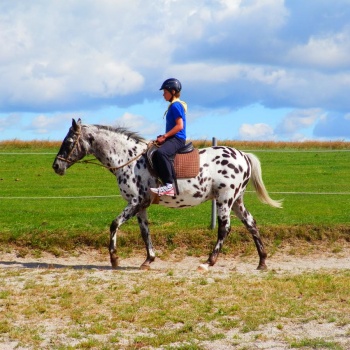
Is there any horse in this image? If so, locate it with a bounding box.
[52,118,282,271]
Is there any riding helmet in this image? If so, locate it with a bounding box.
[159,78,182,92]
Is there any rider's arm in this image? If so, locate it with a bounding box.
[157,117,183,144]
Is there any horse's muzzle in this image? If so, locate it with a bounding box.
[52,159,66,176]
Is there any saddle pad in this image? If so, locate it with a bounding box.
[174,149,200,178]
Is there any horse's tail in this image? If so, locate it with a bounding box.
[245,152,283,209]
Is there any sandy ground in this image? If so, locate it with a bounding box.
[1,248,350,350]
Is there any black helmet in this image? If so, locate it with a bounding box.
[159,78,182,92]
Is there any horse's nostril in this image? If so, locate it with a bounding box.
[53,163,58,170]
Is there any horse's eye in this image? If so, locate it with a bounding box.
[66,138,74,144]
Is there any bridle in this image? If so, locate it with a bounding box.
[56,131,154,172]
[56,131,82,165]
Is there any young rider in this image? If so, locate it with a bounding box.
[150,78,187,196]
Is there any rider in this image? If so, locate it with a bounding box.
[150,78,187,196]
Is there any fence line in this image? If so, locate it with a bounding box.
[0,191,349,200]
[0,153,57,155]
[0,195,121,200]
[247,191,350,195]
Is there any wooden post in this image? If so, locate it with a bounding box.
[211,137,217,229]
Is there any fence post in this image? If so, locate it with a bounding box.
[211,137,217,229]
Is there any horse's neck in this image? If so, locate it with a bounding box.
[85,127,145,167]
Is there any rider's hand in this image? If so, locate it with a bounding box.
[156,135,166,145]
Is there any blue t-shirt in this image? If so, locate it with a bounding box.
[165,101,186,140]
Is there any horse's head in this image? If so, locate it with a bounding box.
[52,118,87,175]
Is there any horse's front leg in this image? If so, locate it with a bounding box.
[109,201,140,268]
[136,208,156,270]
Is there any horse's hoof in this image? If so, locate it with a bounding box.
[198,263,209,272]
[110,255,119,269]
[140,264,151,271]
[257,264,267,270]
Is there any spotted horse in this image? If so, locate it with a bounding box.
[53,119,282,271]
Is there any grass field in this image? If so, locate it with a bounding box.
[0,140,349,257]
[1,141,350,350]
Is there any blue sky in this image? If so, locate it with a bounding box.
[1,0,350,142]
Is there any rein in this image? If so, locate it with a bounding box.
[57,136,155,172]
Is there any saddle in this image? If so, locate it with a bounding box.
[146,142,200,179]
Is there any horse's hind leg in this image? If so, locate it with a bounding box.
[137,209,156,270]
[232,197,267,270]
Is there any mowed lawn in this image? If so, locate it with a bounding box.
[0,142,349,253]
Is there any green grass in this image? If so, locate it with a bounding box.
[0,143,349,254]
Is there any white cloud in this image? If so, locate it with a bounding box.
[239,123,275,141]
[27,114,75,134]
[287,30,350,69]
[0,114,21,131]
[275,109,324,135]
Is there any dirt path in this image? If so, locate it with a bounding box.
[1,248,350,350]
[1,248,350,274]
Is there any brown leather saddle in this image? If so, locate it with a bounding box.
[146,142,200,180]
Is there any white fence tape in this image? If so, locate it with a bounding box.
[0,191,349,200]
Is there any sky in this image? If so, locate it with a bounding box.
[1,0,350,142]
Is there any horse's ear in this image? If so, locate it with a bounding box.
[72,118,82,133]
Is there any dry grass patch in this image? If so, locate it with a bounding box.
[1,260,350,349]
[1,139,349,151]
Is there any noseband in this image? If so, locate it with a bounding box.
[56,131,82,164]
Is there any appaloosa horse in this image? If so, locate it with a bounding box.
[53,119,282,271]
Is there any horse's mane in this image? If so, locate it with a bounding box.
[94,125,146,143]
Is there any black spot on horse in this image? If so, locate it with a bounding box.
[193,191,202,198]
[234,186,241,197]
